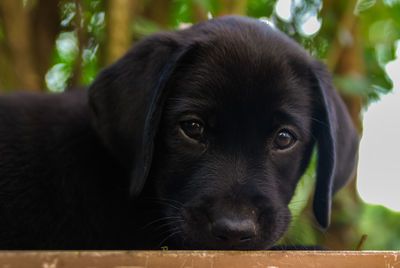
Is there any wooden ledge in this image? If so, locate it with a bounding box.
[0,250,399,268]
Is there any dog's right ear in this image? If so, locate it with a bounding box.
[88,31,194,197]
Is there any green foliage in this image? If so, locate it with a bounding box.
[280,150,319,246]
[88,11,106,40]
[357,0,400,101]
[47,0,399,102]
[247,0,276,18]
[289,150,317,220]
[46,0,105,91]
[60,1,76,27]
[170,0,220,28]
[358,204,400,249]
[171,0,194,27]
[46,31,77,92]
[334,74,382,99]
[56,31,79,63]
[132,18,161,38]
[81,44,99,85]
[355,0,377,14]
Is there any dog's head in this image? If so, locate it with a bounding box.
[89,16,358,249]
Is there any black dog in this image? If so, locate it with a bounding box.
[0,16,358,250]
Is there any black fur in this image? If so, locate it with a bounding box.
[0,16,358,250]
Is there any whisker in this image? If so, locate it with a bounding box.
[141,216,182,230]
[156,197,184,206]
[158,230,182,248]
[145,197,183,206]
[155,219,185,232]
[143,197,183,211]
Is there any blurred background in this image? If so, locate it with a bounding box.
[0,0,399,250]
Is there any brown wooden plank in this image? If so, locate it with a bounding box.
[0,251,399,268]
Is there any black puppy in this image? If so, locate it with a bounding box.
[0,16,358,250]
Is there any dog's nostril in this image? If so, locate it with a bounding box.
[211,217,257,247]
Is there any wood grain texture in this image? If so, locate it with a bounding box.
[0,251,399,268]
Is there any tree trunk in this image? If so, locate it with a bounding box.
[0,0,60,92]
[193,2,208,22]
[105,0,140,65]
[143,0,171,29]
[0,0,40,91]
[0,32,18,92]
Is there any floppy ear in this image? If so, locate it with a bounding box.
[88,32,193,197]
[310,60,359,229]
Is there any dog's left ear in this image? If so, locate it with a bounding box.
[88,32,194,197]
[310,60,359,229]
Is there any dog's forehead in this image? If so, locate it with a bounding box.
[169,30,313,126]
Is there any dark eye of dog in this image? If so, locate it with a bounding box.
[274,129,297,150]
[179,117,205,142]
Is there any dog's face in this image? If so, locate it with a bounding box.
[150,43,315,249]
[89,16,358,250]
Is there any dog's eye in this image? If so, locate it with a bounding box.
[179,119,205,141]
[274,129,296,150]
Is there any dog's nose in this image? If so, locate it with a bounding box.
[211,217,257,247]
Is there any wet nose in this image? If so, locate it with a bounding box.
[211,217,257,248]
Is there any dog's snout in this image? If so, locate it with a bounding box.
[211,217,257,247]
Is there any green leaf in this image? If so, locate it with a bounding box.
[247,0,276,18]
[355,0,376,14]
[56,31,79,64]
[60,1,76,27]
[369,19,400,45]
[132,18,161,38]
[375,43,396,65]
[170,0,194,28]
[45,63,72,92]
[81,44,99,85]
[88,12,105,39]
[358,204,400,249]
